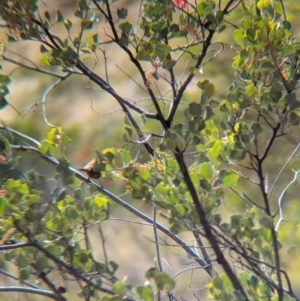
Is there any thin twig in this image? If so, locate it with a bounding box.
[275,170,300,230]
[0,286,66,301]
[268,142,300,200]
[0,242,33,251]
[193,231,215,276]
[98,224,109,270]
[152,199,163,272]
[0,269,39,289]
[3,55,70,78]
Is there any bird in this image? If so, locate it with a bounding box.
[79,158,101,180]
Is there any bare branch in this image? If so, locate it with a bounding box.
[268,142,300,200]
[275,170,300,230]
[0,286,66,301]
[0,242,33,251]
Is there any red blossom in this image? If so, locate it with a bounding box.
[0,190,6,196]
[172,0,187,9]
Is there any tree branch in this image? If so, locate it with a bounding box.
[0,286,66,301]
[173,150,248,298]
[166,29,215,125]
[9,143,212,277]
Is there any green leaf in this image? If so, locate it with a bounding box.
[282,20,291,30]
[212,276,224,290]
[188,102,202,116]
[153,43,171,60]
[197,80,218,98]
[0,95,8,109]
[15,252,30,268]
[86,33,98,44]
[35,257,51,273]
[136,49,151,61]
[118,149,132,165]
[79,0,90,10]
[109,260,118,273]
[112,280,127,295]
[248,275,258,288]
[81,20,93,29]
[77,250,89,264]
[56,10,64,22]
[94,195,108,208]
[117,8,128,19]
[119,22,132,35]
[250,122,263,137]
[175,204,185,216]
[245,83,256,97]
[136,286,154,301]
[146,268,175,291]
[233,28,245,47]
[257,0,271,10]
[45,244,61,257]
[17,183,29,194]
[289,111,300,126]
[259,216,273,229]
[64,19,73,31]
[40,44,48,53]
[74,8,83,19]
[199,179,211,191]
[162,59,176,69]
[219,170,239,187]
[145,267,159,278]
[64,205,79,220]
[124,127,133,137]
[19,268,31,281]
[156,272,176,291]
[0,196,6,215]
[0,74,11,85]
[199,162,215,180]
[207,140,223,166]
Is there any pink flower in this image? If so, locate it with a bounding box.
[0,190,6,196]
[173,0,187,9]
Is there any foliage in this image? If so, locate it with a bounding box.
[0,0,300,300]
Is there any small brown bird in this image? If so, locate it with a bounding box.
[79,158,101,180]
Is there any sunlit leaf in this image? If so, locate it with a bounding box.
[199,162,214,180]
[219,170,239,187]
[136,286,154,301]
[0,74,11,85]
[233,28,245,47]
[0,196,6,215]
